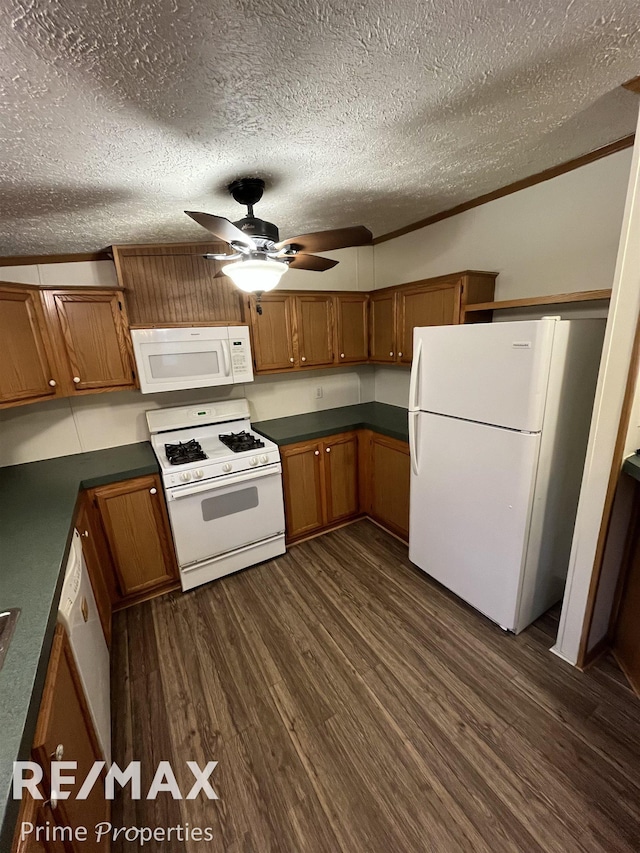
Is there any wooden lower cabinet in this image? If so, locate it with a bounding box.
[13,625,109,853]
[324,433,360,524]
[281,432,361,542]
[75,495,114,647]
[89,474,179,605]
[281,429,410,543]
[362,431,411,540]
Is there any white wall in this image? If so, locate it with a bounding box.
[373,148,632,299]
[0,366,375,467]
[553,114,640,666]
[0,260,118,287]
[371,150,631,409]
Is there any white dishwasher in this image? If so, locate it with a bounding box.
[58,529,111,762]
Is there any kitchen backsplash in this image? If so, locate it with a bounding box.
[0,367,376,467]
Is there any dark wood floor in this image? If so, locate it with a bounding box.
[111,520,640,852]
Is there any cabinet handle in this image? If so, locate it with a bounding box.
[150,487,157,495]
[48,379,57,387]
[51,744,64,761]
[389,352,394,357]
[289,357,294,363]
[81,530,89,538]
[301,356,307,362]
[73,376,81,384]
[340,353,345,358]
[46,795,59,811]
[398,352,403,357]
[326,447,331,453]
[314,450,320,456]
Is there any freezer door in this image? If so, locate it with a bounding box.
[410,319,559,431]
[409,412,540,631]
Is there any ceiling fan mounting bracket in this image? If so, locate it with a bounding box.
[228,177,265,210]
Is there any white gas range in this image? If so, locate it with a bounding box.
[147,399,285,591]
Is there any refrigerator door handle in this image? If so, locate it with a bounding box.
[409,410,420,476]
[409,336,423,411]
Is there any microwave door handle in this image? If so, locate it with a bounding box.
[221,340,231,377]
[167,465,282,499]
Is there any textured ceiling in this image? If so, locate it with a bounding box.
[1,0,640,255]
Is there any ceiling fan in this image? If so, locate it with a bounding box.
[185,177,372,302]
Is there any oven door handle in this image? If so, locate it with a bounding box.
[167,464,282,500]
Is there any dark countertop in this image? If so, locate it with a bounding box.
[253,402,409,446]
[623,454,640,483]
[0,442,158,850]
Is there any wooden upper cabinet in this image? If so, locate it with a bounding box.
[334,293,368,364]
[295,294,334,367]
[92,474,179,601]
[0,285,60,409]
[31,625,109,852]
[369,291,397,363]
[250,293,296,371]
[112,241,245,326]
[397,282,461,364]
[43,289,135,394]
[324,432,359,524]
[281,440,325,540]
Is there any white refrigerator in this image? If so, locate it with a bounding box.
[408,317,605,633]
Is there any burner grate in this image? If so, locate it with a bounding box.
[219,430,266,454]
[165,439,208,465]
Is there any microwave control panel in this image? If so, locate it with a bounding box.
[229,327,254,382]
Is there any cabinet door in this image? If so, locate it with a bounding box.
[250,293,296,372]
[45,290,135,392]
[93,474,179,599]
[369,433,410,540]
[324,433,360,524]
[0,286,59,408]
[369,291,397,363]
[334,294,368,364]
[12,793,67,852]
[295,294,334,367]
[75,497,113,647]
[397,283,461,364]
[281,441,325,541]
[31,625,109,853]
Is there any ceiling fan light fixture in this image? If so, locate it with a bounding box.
[222,257,289,293]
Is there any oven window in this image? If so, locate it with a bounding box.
[148,350,220,379]
[201,487,259,521]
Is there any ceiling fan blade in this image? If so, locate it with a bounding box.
[287,253,339,271]
[185,211,256,249]
[275,225,372,254]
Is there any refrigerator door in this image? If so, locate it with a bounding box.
[409,411,541,630]
[410,319,559,431]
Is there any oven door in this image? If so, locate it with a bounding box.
[131,329,233,393]
[165,465,285,568]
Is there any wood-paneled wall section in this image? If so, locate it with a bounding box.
[112,242,246,326]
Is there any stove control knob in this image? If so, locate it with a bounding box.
[180,471,192,482]
[194,470,204,479]
[222,463,232,473]
[260,454,269,464]
[249,457,258,467]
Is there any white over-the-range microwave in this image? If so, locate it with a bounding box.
[130,326,254,393]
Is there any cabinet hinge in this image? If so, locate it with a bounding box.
[118,300,123,310]
[131,369,136,381]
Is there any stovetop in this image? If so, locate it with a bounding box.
[149,413,281,487]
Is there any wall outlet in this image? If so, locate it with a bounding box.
[315,386,323,399]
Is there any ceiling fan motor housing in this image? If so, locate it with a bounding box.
[233,215,280,243]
